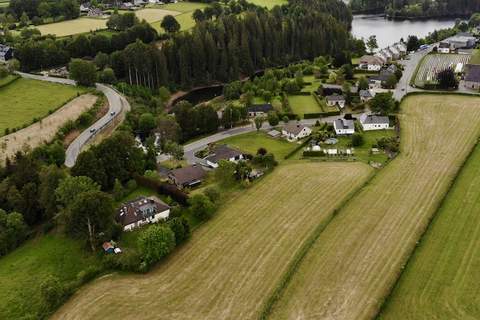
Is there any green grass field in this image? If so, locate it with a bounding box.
[149,1,208,32]
[220,131,297,160]
[378,142,480,320]
[37,17,108,37]
[0,234,101,319]
[0,78,86,135]
[0,75,18,87]
[470,49,480,65]
[288,95,322,117]
[246,0,286,8]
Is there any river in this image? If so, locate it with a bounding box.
[351,15,457,48]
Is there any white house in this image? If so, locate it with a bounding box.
[247,103,273,117]
[326,94,346,109]
[282,123,312,141]
[359,55,383,71]
[333,118,355,135]
[117,196,170,231]
[438,42,451,54]
[394,42,407,56]
[359,114,390,131]
[388,46,400,60]
[204,144,244,168]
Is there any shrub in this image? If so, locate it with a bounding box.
[40,276,65,311]
[138,225,176,267]
[351,133,364,147]
[167,217,191,245]
[204,186,220,203]
[188,194,216,220]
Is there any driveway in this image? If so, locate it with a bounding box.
[16,72,131,167]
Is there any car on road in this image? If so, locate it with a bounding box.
[110,111,116,116]
[90,128,96,133]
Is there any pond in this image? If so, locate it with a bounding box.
[351,15,457,48]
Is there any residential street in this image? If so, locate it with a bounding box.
[16,72,131,167]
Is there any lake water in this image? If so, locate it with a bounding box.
[351,15,457,48]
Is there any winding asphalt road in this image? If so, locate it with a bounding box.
[16,72,131,167]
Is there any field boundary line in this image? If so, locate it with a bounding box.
[373,137,480,319]
[258,168,378,320]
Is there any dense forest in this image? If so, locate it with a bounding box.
[350,0,480,18]
[112,0,353,89]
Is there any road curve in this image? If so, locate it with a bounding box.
[16,72,131,167]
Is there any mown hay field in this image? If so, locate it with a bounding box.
[52,162,372,319]
[378,141,480,320]
[36,17,108,37]
[268,95,480,320]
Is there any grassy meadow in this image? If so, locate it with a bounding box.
[246,0,287,9]
[288,95,322,117]
[37,17,108,37]
[51,162,372,319]
[268,95,480,320]
[220,131,297,160]
[0,78,86,135]
[378,142,480,320]
[0,234,101,319]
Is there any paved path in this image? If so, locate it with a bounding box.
[16,72,131,167]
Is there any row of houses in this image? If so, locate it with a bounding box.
[359,42,407,71]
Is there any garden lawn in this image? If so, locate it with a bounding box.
[37,17,108,37]
[246,0,287,8]
[51,162,372,320]
[469,49,480,65]
[133,8,181,23]
[330,130,396,164]
[220,131,297,160]
[0,78,86,136]
[269,95,480,320]
[0,234,101,319]
[0,74,18,87]
[288,94,321,117]
[378,142,480,320]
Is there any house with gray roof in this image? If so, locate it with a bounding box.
[333,118,355,135]
[359,90,374,102]
[168,164,206,189]
[247,103,273,117]
[204,145,245,168]
[0,44,13,62]
[326,94,346,108]
[359,114,389,131]
[282,122,312,141]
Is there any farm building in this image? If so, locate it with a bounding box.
[117,196,171,231]
[0,44,13,62]
[168,164,206,189]
[282,123,312,141]
[444,33,476,49]
[333,118,355,135]
[247,103,273,117]
[204,145,245,168]
[359,55,383,71]
[438,42,451,54]
[464,64,480,90]
[359,114,389,131]
[326,94,346,108]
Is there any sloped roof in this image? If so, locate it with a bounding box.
[205,145,243,163]
[169,165,206,185]
[360,114,389,125]
[247,103,273,113]
[334,119,354,130]
[117,196,170,227]
[283,123,310,136]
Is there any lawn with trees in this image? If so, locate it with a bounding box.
[0,78,87,136]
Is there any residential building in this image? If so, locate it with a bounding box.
[333,118,355,135]
[444,33,476,49]
[168,165,206,189]
[464,64,480,90]
[359,55,383,71]
[204,144,245,168]
[359,89,374,102]
[380,49,392,62]
[282,123,312,141]
[0,44,13,62]
[80,3,91,12]
[326,94,346,109]
[87,8,104,17]
[117,196,171,231]
[247,103,273,117]
[318,84,343,96]
[394,42,407,56]
[388,46,400,60]
[359,114,389,131]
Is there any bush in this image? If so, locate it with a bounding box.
[204,186,220,203]
[40,276,65,311]
[168,217,191,245]
[351,133,364,147]
[76,266,101,285]
[189,193,216,221]
[138,225,176,267]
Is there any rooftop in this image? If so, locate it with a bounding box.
[247,103,273,113]
[169,165,206,185]
[283,122,310,136]
[334,119,354,130]
[360,114,389,125]
[117,196,170,227]
[204,144,243,163]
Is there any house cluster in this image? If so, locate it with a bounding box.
[116,196,171,231]
[359,42,407,71]
[438,33,477,54]
[368,64,399,89]
[333,114,390,135]
[0,44,13,63]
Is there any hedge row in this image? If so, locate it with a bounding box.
[284,137,312,160]
[134,175,189,205]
